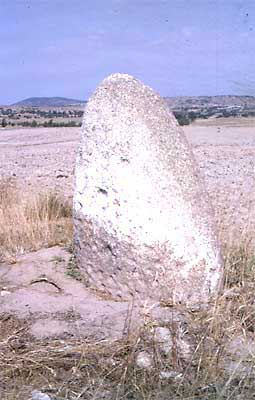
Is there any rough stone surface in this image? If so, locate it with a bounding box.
[159,370,183,380]
[31,391,51,400]
[154,327,173,355]
[136,351,153,369]
[176,331,192,361]
[222,335,255,379]
[73,73,223,305]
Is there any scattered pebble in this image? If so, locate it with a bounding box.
[136,351,153,369]
[154,326,173,355]
[0,289,11,297]
[31,390,51,400]
[159,370,183,380]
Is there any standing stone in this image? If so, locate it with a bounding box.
[73,73,223,306]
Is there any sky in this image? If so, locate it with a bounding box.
[0,0,255,104]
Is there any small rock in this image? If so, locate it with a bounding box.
[136,351,153,369]
[176,335,192,361]
[222,335,255,379]
[1,289,11,297]
[222,287,241,299]
[154,327,173,355]
[159,370,183,380]
[31,390,51,400]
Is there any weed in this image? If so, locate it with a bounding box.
[51,255,66,264]
[224,246,255,288]
[66,254,84,282]
[0,179,73,262]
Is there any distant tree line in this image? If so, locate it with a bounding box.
[1,118,82,128]
[0,107,83,118]
[173,111,197,126]
[1,118,7,127]
[41,119,82,128]
[2,104,255,129]
[173,107,255,125]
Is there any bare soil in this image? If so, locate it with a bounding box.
[0,118,255,337]
[0,118,255,339]
[185,118,255,248]
[1,118,254,247]
[1,118,255,399]
[0,246,143,341]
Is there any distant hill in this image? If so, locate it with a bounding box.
[11,94,255,109]
[13,97,86,107]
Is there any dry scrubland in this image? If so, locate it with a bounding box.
[1,118,255,399]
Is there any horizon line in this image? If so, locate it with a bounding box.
[3,93,255,107]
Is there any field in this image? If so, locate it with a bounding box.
[1,117,255,399]
[1,117,254,248]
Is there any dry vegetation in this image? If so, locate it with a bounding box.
[0,178,73,262]
[1,261,255,400]
[1,179,255,399]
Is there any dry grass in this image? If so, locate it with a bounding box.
[1,179,255,399]
[0,178,73,262]
[1,247,255,399]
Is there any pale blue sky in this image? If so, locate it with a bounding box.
[0,0,254,104]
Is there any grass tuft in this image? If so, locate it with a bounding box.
[0,179,73,262]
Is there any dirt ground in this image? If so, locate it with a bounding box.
[0,117,255,398]
[0,246,144,341]
[1,117,254,247]
[0,117,255,338]
[0,127,79,199]
[185,118,255,248]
